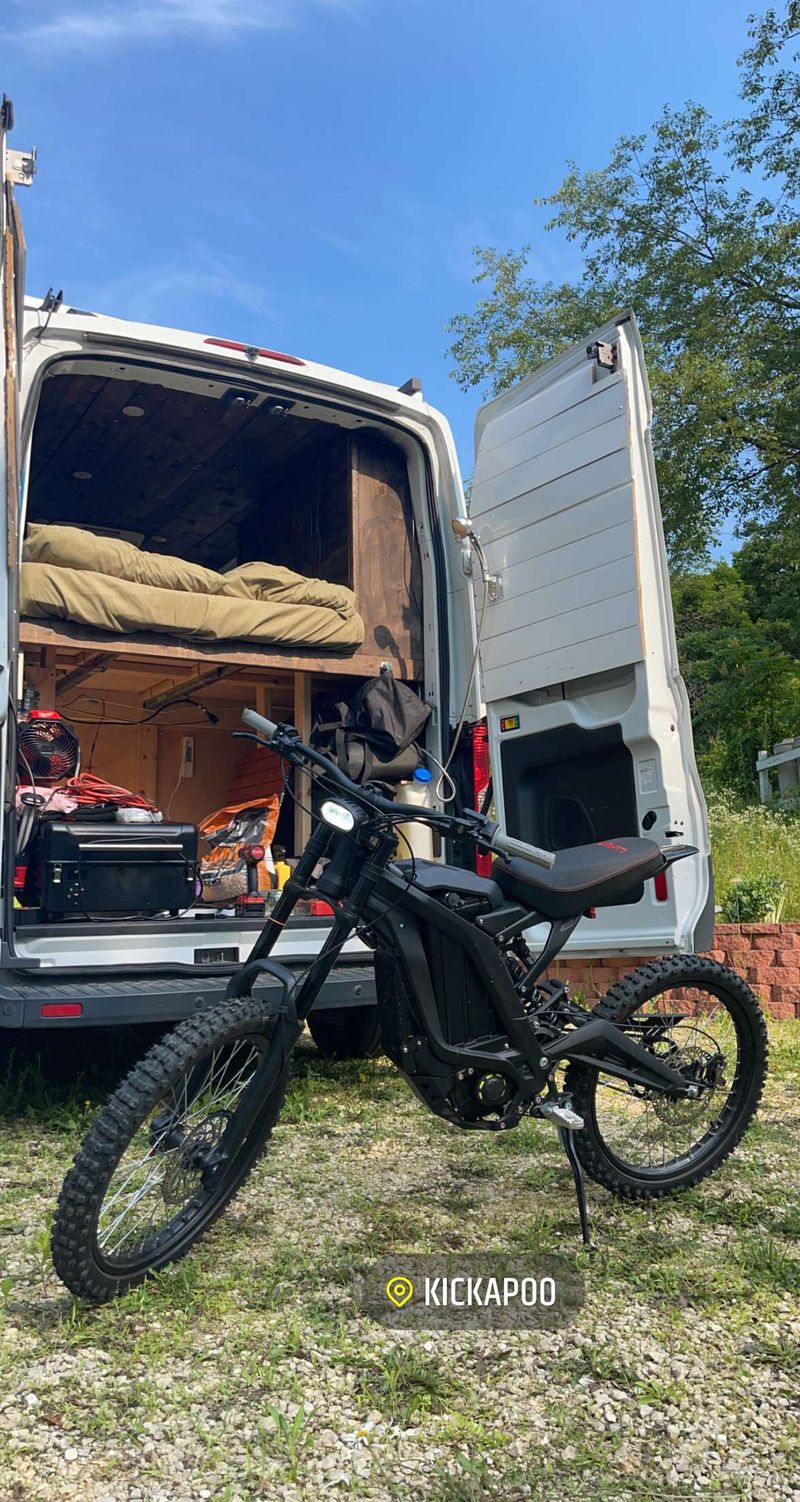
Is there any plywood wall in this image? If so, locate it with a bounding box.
[156,728,241,825]
[61,682,286,829]
[66,718,237,825]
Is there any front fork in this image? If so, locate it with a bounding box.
[207,826,396,1176]
[240,821,396,1024]
[244,818,335,973]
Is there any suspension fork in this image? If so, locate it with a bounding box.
[201,830,396,1177]
[167,827,334,1134]
[292,829,397,1023]
[244,819,334,965]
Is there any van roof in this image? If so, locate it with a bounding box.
[23,295,436,423]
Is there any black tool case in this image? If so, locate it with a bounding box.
[38,822,198,917]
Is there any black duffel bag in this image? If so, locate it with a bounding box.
[312,669,431,785]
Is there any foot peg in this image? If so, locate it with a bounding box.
[538,1098,585,1131]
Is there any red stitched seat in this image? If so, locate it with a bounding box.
[493,837,665,919]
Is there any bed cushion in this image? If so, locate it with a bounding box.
[23,524,358,620]
[23,524,227,597]
[20,561,365,650]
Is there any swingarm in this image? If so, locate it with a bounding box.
[546,1017,703,1099]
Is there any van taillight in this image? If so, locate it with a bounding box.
[203,337,305,366]
[654,870,669,902]
[471,721,493,877]
[40,1003,83,1018]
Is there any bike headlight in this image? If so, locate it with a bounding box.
[320,799,356,833]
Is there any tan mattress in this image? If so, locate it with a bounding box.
[21,525,364,651]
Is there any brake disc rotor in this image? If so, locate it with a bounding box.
[160,1110,230,1205]
[650,1044,724,1126]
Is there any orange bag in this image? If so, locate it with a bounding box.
[198,796,280,906]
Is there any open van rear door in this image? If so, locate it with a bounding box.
[470,313,713,956]
[0,99,31,727]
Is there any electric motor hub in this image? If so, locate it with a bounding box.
[474,1072,510,1107]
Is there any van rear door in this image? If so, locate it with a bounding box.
[470,313,712,956]
[1,100,30,727]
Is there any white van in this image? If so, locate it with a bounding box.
[0,109,712,1044]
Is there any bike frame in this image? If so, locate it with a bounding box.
[219,731,697,1140]
[200,715,707,1247]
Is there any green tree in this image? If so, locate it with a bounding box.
[447,3,800,568]
[732,521,800,654]
[671,563,800,793]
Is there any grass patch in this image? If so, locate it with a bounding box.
[708,791,800,919]
[357,1346,463,1424]
[0,1018,798,1499]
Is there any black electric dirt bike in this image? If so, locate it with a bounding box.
[52,709,768,1303]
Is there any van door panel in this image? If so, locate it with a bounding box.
[472,314,712,955]
[472,377,626,488]
[0,108,26,728]
[487,490,633,577]
[477,449,632,550]
[480,592,643,702]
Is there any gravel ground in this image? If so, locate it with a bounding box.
[0,1019,798,1502]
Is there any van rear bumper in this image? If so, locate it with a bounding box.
[0,963,375,1029]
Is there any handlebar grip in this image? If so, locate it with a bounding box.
[491,829,556,869]
[242,707,279,742]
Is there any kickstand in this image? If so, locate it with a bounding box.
[558,1127,595,1251]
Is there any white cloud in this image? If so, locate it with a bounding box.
[6,0,359,52]
[88,252,277,326]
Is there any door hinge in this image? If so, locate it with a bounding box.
[587,339,617,372]
[6,147,37,188]
[460,542,502,601]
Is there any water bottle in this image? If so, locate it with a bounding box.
[395,767,435,861]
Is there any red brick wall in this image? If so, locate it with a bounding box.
[551,924,800,1019]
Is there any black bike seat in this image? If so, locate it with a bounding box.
[493,837,665,919]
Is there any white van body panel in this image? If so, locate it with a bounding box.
[0,116,26,728]
[9,297,708,972]
[471,315,711,955]
[12,920,371,969]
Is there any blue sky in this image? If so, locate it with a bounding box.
[6,0,756,474]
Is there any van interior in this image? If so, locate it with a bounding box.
[14,357,427,936]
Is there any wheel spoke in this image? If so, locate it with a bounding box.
[592,984,741,1173]
[94,1035,264,1265]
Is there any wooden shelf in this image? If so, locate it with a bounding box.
[19,618,422,681]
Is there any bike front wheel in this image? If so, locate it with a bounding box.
[565,955,768,1198]
[52,995,291,1302]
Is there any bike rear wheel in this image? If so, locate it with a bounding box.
[565,955,768,1198]
[52,996,290,1302]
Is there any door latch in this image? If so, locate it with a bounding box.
[587,339,618,372]
[6,147,37,187]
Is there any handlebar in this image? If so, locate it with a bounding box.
[240,708,556,870]
[488,829,556,868]
[242,708,279,741]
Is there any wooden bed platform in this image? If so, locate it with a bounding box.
[19,618,423,683]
